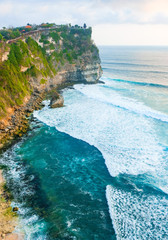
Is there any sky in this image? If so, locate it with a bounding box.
[0,0,168,45]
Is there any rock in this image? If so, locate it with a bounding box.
[5,233,24,240]
[33,89,40,95]
[50,93,64,108]
[1,233,5,239]
[12,207,19,212]
[0,144,3,149]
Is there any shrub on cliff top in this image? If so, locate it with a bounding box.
[0,29,21,40]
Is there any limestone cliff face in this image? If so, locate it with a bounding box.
[44,62,102,89]
[30,52,102,92]
[28,29,102,91]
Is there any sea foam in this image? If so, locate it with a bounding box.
[106,185,168,240]
[0,145,47,240]
[34,83,168,192]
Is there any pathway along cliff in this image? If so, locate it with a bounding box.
[0,24,102,238]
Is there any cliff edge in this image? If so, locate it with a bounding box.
[0,24,102,149]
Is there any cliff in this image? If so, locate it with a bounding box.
[0,25,102,149]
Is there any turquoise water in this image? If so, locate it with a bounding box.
[1,46,168,239]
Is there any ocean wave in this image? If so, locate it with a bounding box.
[102,61,155,68]
[102,77,168,88]
[32,80,168,239]
[106,185,168,240]
[102,67,168,75]
[34,84,168,194]
[74,83,168,123]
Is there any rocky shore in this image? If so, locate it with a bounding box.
[0,170,24,240]
[0,88,48,238]
[0,88,49,239]
[0,90,45,152]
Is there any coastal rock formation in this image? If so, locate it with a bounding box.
[0,25,102,148]
[50,93,64,108]
[0,170,24,240]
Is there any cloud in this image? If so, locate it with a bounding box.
[0,2,13,16]
[0,0,168,28]
[92,0,168,24]
[92,23,168,46]
[0,0,167,45]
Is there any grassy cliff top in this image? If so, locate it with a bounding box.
[0,23,90,41]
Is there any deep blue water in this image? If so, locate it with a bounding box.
[1,46,168,239]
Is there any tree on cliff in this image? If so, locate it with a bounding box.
[83,23,87,29]
[0,34,3,41]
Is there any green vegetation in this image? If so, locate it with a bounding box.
[0,43,30,118]
[0,23,99,119]
[40,78,47,84]
[43,25,98,65]
[0,40,35,118]
[49,43,55,50]
[0,29,21,40]
[39,34,50,44]
[49,32,60,43]
[26,65,40,77]
[40,23,55,28]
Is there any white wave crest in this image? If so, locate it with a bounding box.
[74,83,168,123]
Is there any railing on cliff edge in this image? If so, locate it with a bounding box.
[0,26,89,44]
[6,27,58,44]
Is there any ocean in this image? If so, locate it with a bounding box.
[1,46,168,239]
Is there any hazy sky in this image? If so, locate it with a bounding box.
[0,0,168,45]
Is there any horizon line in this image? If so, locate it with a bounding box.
[97,45,168,47]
